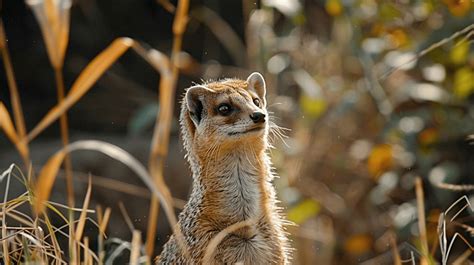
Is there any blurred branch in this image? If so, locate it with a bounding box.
[380,24,474,81]
[55,169,186,209]
[156,0,176,13]
[358,52,393,119]
[155,3,249,67]
[191,6,247,66]
[434,182,474,191]
[349,16,393,119]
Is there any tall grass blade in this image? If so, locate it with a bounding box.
[0,103,28,161]
[0,21,29,165]
[74,175,92,241]
[34,151,66,214]
[26,37,134,142]
[26,38,172,143]
[130,230,142,265]
[97,206,111,263]
[145,0,189,256]
[53,67,75,209]
[0,103,19,147]
[98,207,111,236]
[25,0,72,69]
[42,214,63,263]
[32,140,184,254]
[415,177,430,265]
[118,201,135,233]
[83,237,90,265]
[27,0,74,210]
[390,233,402,265]
[1,165,14,265]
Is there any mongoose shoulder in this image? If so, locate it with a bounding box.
[157,72,291,264]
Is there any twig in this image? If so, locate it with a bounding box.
[380,24,474,80]
[434,182,474,191]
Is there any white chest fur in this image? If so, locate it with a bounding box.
[214,153,262,220]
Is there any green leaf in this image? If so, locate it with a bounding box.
[300,95,327,119]
[453,66,474,98]
[450,40,469,65]
[287,199,320,224]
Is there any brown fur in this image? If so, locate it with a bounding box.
[156,73,290,264]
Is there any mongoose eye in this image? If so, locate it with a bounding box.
[217,103,232,116]
[253,98,261,107]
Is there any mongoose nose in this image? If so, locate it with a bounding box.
[250,112,266,123]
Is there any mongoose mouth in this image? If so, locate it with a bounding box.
[227,126,264,136]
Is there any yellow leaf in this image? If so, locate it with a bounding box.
[453,66,474,98]
[35,151,66,214]
[26,38,171,142]
[443,0,471,17]
[418,128,438,146]
[0,102,19,145]
[388,28,409,48]
[287,199,320,224]
[367,144,393,178]
[26,0,72,68]
[344,234,372,255]
[300,95,327,119]
[371,23,385,37]
[27,38,134,142]
[0,103,27,158]
[450,39,469,65]
[325,0,343,16]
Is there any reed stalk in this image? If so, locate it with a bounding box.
[0,20,30,167]
[416,177,431,265]
[145,0,189,256]
[53,68,75,208]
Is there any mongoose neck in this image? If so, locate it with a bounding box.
[191,146,272,223]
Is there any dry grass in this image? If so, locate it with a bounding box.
[437,196,474,265]
[202,219,255,264]
[415,177,430,264]
[0,0,191,263]
[0,20,29,167]
[1,164,99,264]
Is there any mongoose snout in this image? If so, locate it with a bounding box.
[250,111,266,123]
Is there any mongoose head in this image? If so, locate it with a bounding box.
[180,72,268,160]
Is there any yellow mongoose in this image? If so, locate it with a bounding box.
[157,72,290,264]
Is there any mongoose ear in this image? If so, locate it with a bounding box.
[246,72,266,105]
[185,85,213,126]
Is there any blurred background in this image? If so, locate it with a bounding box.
[1,0,473,264]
